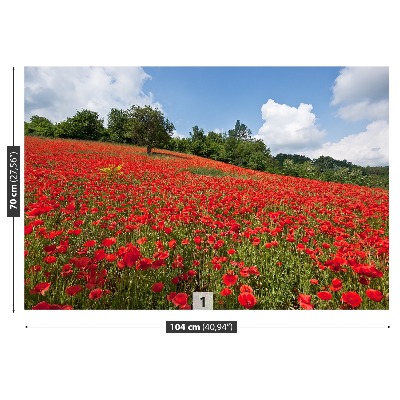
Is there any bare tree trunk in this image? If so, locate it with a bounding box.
[147,145,152,154]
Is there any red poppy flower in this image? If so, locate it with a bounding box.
[43,244,57,253]
[366,289,384,302]
[341,291,362,308]
[180,273,189,281]
[68,228,82,235]
[167,292,177,302]
[94,249,106,261]
[188,269,197,276]
[151,282,164,293]
[84,240,96,247]
[330,278,343,291]
[106,254,117,262]
[193,236,202,245]
[48,230,63,239]
[310,279,319,285]
[30,265,42,273]
[238,292,257,309]
[317,291,332,301]
[240,285,253,293]
[136,237,147,245]
[299,302,314,310]
[44,255,57,264]
[221,287,232,296]
[102,237,116,247]
[65,285,82,296]
[32,301,50,310]
[122,248,141,267]
[30,282,51,295]
[24,224,33,235]
[181,238,190,245]
[227,248,236,255]
[207,235,216,244]
[298,294,312,304]
[155,251,169,260]
[61,264,73,277]
[222,271,238,286]
[179,304,191,310]
[168,239,176,249]
[249,266,260,276]
[252,237,261,245]
[150,259,164,269]
[172,292,188,306]
[89,288,103,300]
[70,257,91,269]
[171,276,180,285]
[137,258,152,270]
[213,239,224,250]
[164,227,172,234]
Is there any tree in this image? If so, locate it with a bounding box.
[25,115,55,137]
[126,105,175,154]
[188,125,207,156]
[107,108,130,143]
[228,120,252,140]
[56,109,105,141]
[190,125,206,141]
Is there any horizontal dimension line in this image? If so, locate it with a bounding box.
[240,326,390,329]
[25,326,391,329]
[26,326,163,329]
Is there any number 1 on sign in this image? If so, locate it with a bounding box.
[193,292,213,310]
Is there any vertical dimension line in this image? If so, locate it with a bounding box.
[13,218,15,313]
[12,67,15,312]
[13,67,15,146]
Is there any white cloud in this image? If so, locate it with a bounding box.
[332,67,389,122]
[303,120,388,167]
[256,98,388,166]
[255,69,389,166]
[172,130,186,139]
[337,99,388,121]
[255,99,326,154]
[24,67,163,124]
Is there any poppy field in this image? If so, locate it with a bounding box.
[24,136,389,310]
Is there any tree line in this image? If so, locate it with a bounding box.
[24,107,389,189]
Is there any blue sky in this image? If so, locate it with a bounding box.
[143,66,366,140]
[24,66,389,166]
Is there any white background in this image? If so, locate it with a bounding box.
[1,1,398,399]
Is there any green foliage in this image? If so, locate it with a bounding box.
[188,167,228,177]
[275,153,311,167]
[228,119,252,140]
[125,105,175,154]
[55,109,105,141]
[24,115,55,137]
[107,108,130,143]
[279,154,388,188]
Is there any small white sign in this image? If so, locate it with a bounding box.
[192,292,213,310]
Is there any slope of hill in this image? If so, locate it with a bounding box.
[24,137,389,310]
